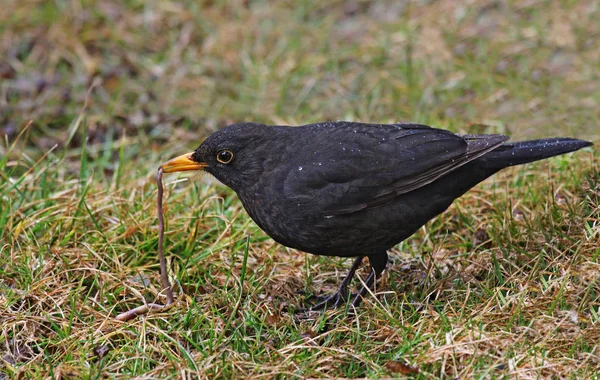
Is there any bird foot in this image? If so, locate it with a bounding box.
[310,292,345,311]
[304,288,355,311]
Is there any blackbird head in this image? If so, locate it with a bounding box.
[161,122,281,191]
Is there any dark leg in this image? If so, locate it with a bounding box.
[309,256,364,310]
[351,252,388,307]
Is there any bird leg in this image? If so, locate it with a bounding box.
[309,256,364,310]
[350,271,376,308]
[351,252,388,308]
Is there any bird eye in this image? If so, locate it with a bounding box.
[216,149,234,164]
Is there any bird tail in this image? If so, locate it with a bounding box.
[480,138,593,170]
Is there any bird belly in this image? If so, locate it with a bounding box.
[235,162,491,257]
[237,191,450,257]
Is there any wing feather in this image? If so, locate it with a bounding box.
[282,122,508,216]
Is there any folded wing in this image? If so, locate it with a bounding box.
[283,122,508,216]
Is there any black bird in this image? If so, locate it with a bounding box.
[162,122,592,309]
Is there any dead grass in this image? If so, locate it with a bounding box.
[1,0,599,378]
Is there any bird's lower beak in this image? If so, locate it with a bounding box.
[161,152,207,173]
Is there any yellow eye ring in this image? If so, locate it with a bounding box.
[216,149,234,164]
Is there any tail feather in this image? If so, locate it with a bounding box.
[481,138,593,170]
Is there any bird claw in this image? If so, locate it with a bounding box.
[302,288,356,312]
[309,293,345,311]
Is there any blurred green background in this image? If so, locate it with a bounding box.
[2,0,597,160]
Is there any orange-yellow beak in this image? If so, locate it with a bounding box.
[161,152,207,173]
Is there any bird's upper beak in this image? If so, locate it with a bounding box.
[161,152,207,173]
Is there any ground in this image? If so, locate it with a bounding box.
[1,0,599,378]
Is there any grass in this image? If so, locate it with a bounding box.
[1,0,599,378]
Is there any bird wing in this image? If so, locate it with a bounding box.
[282,122,508,216]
